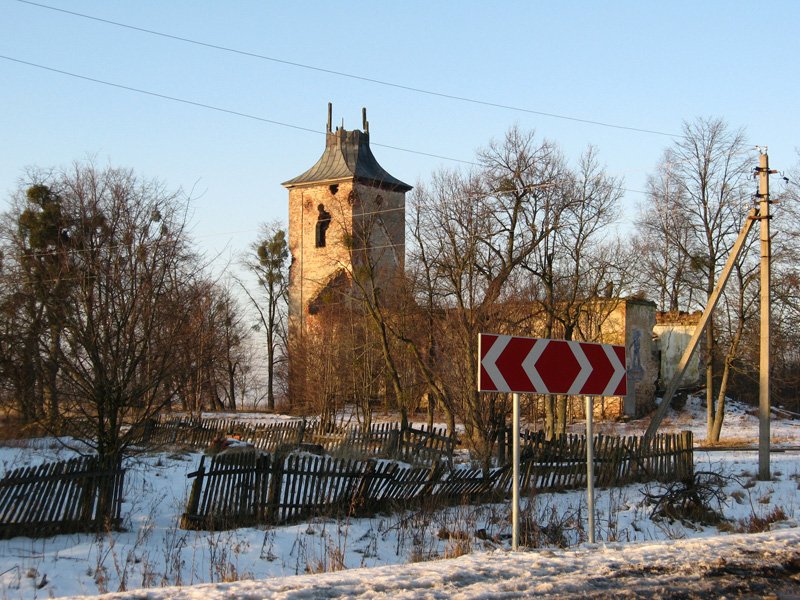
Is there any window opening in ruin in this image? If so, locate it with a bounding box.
[315,203,332,248]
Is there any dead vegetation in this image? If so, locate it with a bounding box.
[642,471,732,526]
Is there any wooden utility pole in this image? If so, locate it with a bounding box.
[757,150,773,480]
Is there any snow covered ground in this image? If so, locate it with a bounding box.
[65,528,800,599]
[0,397,798,599]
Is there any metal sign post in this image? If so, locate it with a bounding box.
[585,395,595,543]
[512,392,520,551]
[478,333,625,550]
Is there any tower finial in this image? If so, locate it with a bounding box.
[327,102,332,133]
[362,107,369,134]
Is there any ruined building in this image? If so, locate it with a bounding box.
[282,105,411,396]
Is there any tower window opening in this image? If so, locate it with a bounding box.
[316,204,332,248]
[329,184,339,195]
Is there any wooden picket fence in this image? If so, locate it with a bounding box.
[0,456,125,539]
[137,418,307,452]
[397,425,453,465]
[180,430,692,530]
[181,451,484,530]
[141,417,454,466]
[495,430,694,493]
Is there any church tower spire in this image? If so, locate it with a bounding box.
[282,104,411,395]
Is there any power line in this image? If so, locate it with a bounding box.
[0,56,651,201]
[15,0,681,140]
[0,53,653,200]
[0,55,479,167]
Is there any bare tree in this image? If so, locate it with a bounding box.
[710,230,759,441]
[2,162,202,462]
[344,189,423,429]
[518,146,628,437]
[0,244,42,423]
[633,156,695,312]
[654,117,752,438]
[1,184,76,430]
[176,281,250,414]
[241,222,289,411]
[406,127,566,467]
[762,151,800,413]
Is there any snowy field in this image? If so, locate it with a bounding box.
[0,397,798,599]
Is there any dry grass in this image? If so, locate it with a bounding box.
[734,506,788,533]
[697,435,797,449]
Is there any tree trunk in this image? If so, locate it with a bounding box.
[545,396,555,440]
[44,329,60,433]
[266,334,276,411]
[705,322,715,440]
[556,395,568,437]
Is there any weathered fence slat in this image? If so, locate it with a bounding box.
[0,456,124,539]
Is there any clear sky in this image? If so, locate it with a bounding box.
[1,0,798,276]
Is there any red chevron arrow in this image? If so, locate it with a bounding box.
[479,333,626,397]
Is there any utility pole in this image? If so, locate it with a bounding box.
[757,149,774,481]
[646,150,777,462]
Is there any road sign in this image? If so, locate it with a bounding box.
[480,333,628,550]
[479,333,626,397]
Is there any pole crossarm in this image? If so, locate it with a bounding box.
[644,207,759,442]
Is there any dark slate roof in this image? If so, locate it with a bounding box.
[282,128,412,192]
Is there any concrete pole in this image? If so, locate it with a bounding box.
[758,152,772,480]
[585,396,595,544]
[512,392,520,551]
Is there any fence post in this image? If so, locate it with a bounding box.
[266,452,285,524]
[386,429,401,460]
[95,456,123,532]
[180,455,206,529]
[419,461,445,502]
[79,457,97,526]
[496,425,507,467]
[353,460,376,514]
[682,430,693,480]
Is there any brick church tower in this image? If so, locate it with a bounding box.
[282,104,411,393]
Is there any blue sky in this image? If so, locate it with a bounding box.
[1,0,798,276]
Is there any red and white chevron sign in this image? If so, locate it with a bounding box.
[479,334,627,396]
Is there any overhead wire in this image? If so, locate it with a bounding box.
[2,3,670,193]
[15,0,681,140]
[1,3,654,274]
[0,57,649,202]
[0,55,480,167]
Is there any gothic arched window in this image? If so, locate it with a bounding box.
[315,203,332,248]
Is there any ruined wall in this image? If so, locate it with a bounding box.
[622,300,658,417]
[522,298,658,420]
[653,320,703,390]
[574,298,657,418]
